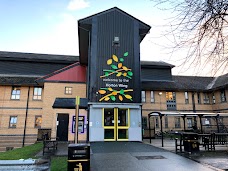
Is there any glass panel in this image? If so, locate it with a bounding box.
[118,109,128,126]
[118,129,128,139]
[104,109,114,126]
[104,129,114,139]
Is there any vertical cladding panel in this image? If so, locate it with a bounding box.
[95,11,137,103]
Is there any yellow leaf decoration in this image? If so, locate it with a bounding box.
[112,92,117,95]
[116,72,122,77]
[104,97,110,101]
[125,94,132,99]
[123,73,127,77]
[118,63,122,68]
[107,59,112,65]
[98,90,106,94]
[122,66,128,71]
[112,55,118,62]
[108,87,113,91]
[119,95,123,101]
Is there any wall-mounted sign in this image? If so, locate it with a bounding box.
[98,52,134,102]
[72,116,85,134]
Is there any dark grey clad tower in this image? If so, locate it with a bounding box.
[78,7,151,142]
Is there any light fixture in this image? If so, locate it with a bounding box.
[113,36,120,47]
[159,92,162,95]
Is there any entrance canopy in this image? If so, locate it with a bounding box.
[52,98,88,109]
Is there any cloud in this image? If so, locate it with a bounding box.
[67,0,90,11]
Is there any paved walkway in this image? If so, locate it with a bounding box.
[35,139,228,171]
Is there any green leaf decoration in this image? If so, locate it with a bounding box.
[105,72,109,76]
[127,71,133,76]
[119,89,125,95]
[120,58,124,62]
[110,95,116,101]
[111,65,118,70]
[124,52,128,57]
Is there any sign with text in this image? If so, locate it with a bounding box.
[98,52,134,103]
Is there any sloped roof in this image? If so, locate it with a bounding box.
[210,73,228,90]
[142,76,215,91]
[0,51,78,63]
[141,61,175,68]
[36,62,87,83]
[0,76,39,86]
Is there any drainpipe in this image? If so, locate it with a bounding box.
[22,86,30,147]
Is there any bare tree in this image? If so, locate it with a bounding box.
[153,0,228,75]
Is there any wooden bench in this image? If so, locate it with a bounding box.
[43,139,58,155]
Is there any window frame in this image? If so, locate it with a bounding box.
[141,91,146,103]
[9,116,18,128]
[34,115,42,128]
[150,91,155,103]
[184,92,189,104]
[175,117,181,128]
[203,93,210,104]
[33,87,42,100]
[212,93,216,104]
[65,87,73,95]
[187,118,193,128]
[220,90,227,103]
[11,86,21,100]
[197,93,201,104]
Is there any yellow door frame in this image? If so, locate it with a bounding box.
[103,108,130,141]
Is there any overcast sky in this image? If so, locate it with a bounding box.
[0,0,226,76]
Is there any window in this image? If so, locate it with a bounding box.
[166,92,176,110]
[35,116,42,128]
[9,116,17,128]
[142,117,147,129]
[150,91,155,103]
[155,117,159,128]
[166,92,176,101]
[33,87,42,100]
[184,92,189,104]
[187,118,193,128]
[175,117,181,128]
[141,91,146,102]
[165,116,168,128]
[11,87,20,100]
[220,90,226,102]
[197,93,201,104]
[203,93,210,104]
[212,93,216,104]
[204,118,211,128]
[65,87,72,95]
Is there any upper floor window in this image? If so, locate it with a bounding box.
[33,87,42,100]
[220,90,226,102]
[197,93,201,104]
[11,86,20,100]
[166,92,176,101]
[150,91,155,103]
[141,91,146,102]
[35,115,42,128]
[212,93,216,104]
[9,116,17,128]
[65,87,72,95]
[184,92,189,104]
[175,117,181,128]
[203,93,210,104]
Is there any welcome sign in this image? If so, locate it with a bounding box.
[98,52,134,103]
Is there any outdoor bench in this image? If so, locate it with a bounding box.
[43,138,58,155]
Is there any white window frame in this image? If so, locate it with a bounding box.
[65,87,72,95]
[33,87,42,100]
[9,116,17,128]
[184,92,189,104]
[150,91,155,103]
[11,87,20,100]
[141,91,146,103]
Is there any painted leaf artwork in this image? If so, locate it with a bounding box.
[98,88,133,102]
[100,52,133,79]
[99,52,134,102]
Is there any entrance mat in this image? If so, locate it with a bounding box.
[135,155,166,160]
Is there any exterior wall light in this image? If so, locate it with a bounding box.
[113,36,120,47]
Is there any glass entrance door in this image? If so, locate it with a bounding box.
[103,108,130,141]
